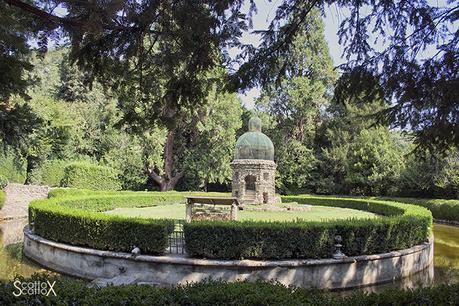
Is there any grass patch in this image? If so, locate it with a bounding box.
[106,203,378,222]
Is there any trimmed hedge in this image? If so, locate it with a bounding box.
[28,159,68,187]
[0,190,5,209]
[1,274,458,306]
[31,192,432,259]
[61,162,122,191]
[29,194,180,254]
[184,195,432,259]
[380,197,459,223]
[30,191,226,254]
[47,188,228,199]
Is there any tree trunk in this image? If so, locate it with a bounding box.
[146,130,184,191]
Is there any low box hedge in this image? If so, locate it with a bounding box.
[1,274,458,306]
[380,196,459,223]
[30,192,432,259]
[61,162,122,191]
[0,190,5,209]
[184,195,432,259]
[29,194,181,254]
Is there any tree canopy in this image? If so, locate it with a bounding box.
[1,0,457,151]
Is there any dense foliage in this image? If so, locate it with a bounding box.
[28,159,68,187]
[185,195,431,259]
[0,3,457,197]
[1,0,457,153]
[0,147,26,184]
[0,190,5,209]
[2,274,458,306]
[0,175,7,189]
[60,162,121,191]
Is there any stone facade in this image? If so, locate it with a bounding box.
[231,159,280,204]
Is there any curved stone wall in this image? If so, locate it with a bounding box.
[23,227,434,289]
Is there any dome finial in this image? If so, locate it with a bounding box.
[248,117,262,132]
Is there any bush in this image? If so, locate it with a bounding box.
[0,147,26,184]
[28,159,69,187]
[29,194,180,254]
[61,162,122,191]
[184,195,432,260]
[0,191,5,209]
[1,274,458,306]
[0,174,8,189]
[381,197,459,223]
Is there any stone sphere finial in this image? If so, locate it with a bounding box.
[248,117,262,132]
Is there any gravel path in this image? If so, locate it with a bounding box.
[0,183,49,221]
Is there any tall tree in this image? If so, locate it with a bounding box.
[2,0,458,151]
[257,9,336,193]
[143,76,242,191]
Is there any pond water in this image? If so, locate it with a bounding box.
[1,220,458,290]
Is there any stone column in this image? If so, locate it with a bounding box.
[185,201,193,223]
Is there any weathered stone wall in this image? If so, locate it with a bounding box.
[23,227,434,289]
[231,159,280,204]
[0,183,49,220]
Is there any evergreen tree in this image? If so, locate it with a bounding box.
[257,9,336,193]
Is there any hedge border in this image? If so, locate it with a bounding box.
[378,196,459,223]
[29,191,228,255]
[29,194,183,255]
[2,274,458,305]
[184,195,432,259]
[30,192,432,259]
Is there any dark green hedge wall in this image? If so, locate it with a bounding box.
[184,196,432,259]
[29,195,178,254]
[61,162,121,191]
[1,275,458,306]
[380,197,459,223]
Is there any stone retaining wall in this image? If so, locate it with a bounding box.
[0,183,49,220]
[23,227,434,289]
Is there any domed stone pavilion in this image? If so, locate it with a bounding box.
[231,117,280,204]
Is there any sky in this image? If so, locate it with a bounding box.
[237,1,345,108]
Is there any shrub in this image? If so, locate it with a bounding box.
[380,197,459,223]
[1,274,458,305]
[29,195,177,254]
[28,159,69,187]
[184,195,432,260]
[0,191,5,209]
[0,174,8,189]
[0,147,26,183]
[29,191,227,254]
[61,162,122,191]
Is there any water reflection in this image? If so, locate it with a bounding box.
[0,220,458,289]
[0,219,48,281]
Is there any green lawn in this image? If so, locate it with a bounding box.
[106,203,378,222]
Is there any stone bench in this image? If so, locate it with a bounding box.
[184,196,239,222]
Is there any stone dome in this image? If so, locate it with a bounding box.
[234,117,274,160]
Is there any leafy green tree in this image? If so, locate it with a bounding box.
[400,149,459,198]
[257,9,336,193]
[144,79,242,191]
[3,0,458,151]
[345,127,404,196]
